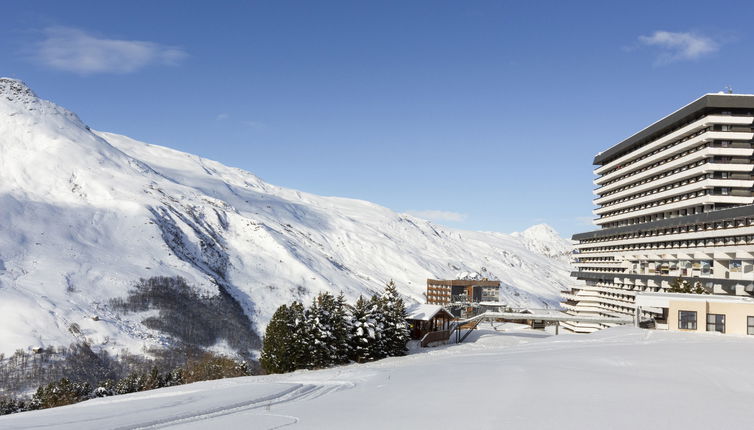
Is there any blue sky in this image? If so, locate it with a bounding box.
[2,0,753,236]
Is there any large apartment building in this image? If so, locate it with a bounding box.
[563,93,754,333]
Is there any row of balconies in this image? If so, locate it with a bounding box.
[596,130,754,186]
[561,301,633,318]
[570,283,640,297]
[597,140,711,187]
[595,114,754,177]
[578,233,754,254]
[596,194,754,227]
[578,217,754,246]
[597,173,708,210]
[595,146,754,208]
[596,159,712,200]
[598,189,713,219]
[561,292,637,308]
[596,178,753,217]
[599,127,713,179]
[597,184,754,220]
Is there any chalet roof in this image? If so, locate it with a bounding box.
[406,304,452,321]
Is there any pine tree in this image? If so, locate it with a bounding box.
[332,293,352,364]
[381,280,409,357]
[32,378,91,409]
[288,301,310,370]
[350,295,377,363]
[305,294,335,368]
[260,304,297,374]
[304,292,351,368]
[368,294,387,360]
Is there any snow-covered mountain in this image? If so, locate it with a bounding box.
[511,224,574,259]
[0,78,574,357]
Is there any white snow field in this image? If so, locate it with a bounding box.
[0,77,574,356]
[3,325,754,429]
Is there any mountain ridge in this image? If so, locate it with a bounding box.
[0,78,574,357]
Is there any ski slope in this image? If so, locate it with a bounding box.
[3,326,754,429]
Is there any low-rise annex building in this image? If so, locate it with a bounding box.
[426,278,500,306]
[426,278,500,317]
[635,292,754,335]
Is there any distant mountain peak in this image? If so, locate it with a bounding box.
[512,224,572,259]
[0,78,89,135]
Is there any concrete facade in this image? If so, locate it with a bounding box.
[636,292,754,335]
[564,94,754,333]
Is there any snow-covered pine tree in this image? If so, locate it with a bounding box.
[288,301,309,370]
[368,294,387,360]
[305,293,338,369]
[333,293,352,364]
[260,304,296,374]
[381,280,409,357]
[350,295,377,363]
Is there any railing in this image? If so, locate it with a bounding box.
[420,330,451,347]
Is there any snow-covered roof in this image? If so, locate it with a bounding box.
[521,309,569,317]
[406,304,451,321]
[636,292,754,308]
[478,301,505,307]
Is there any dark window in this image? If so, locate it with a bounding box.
[706,313,725,333]
[679,310,697,330]
[748,316,754,336]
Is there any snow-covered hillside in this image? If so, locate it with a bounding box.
[0,78,574,356]
[3,326,753,430]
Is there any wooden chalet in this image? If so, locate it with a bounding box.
[405,304,455,347]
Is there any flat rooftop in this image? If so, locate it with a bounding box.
[593,93,754,166]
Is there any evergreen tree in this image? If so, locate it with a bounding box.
[288,301,310,370]
[332,293,352,364]
[31,378,91,409]
[305,295,331,368]
[305,292,350,368]
[368,294,387,360]
[260,304,297,374]
[350,295,378,363]
[381,280,409,357]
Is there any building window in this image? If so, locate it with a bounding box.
[730,260,742,273]
[679,310,697,330]
[701,260,712,276]
[748,316,754,335]
[706,313,725,333]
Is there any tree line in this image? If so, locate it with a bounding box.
[0,351,252,415]
[260,281,410,374]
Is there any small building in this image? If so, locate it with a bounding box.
[426,278,501,317]
[405,304,455,346]
[636,292,754,335]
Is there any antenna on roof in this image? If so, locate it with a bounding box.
[724,85,734,94]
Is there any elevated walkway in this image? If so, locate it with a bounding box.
[446,309,634,344]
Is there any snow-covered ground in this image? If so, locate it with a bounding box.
[3,325,754,429]
[0,77,575,356]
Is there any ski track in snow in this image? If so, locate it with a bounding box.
[125,382,341,430]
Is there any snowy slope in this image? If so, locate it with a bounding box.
[3,326,754,429]
[0,78,574,356]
